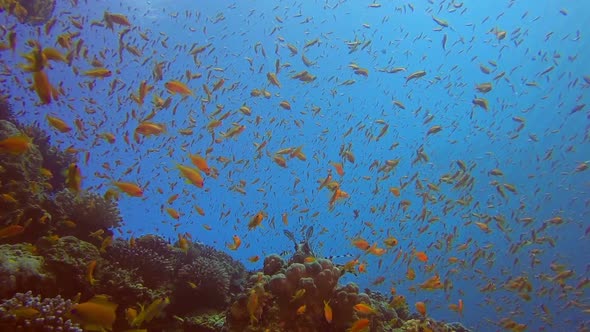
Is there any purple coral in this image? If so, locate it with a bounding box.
[0,291,82,331]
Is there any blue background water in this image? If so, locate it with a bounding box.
[2,0,589,330]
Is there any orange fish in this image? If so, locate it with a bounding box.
[324,300,332,323]
[354,303,376,315]
[177,164,204,188]
[420,275,444,290]
[330,161,344,176]
[296,304,306,315]
[383,236,398,247]
[33,70,52,104]
[83,68,112,78]
[348,318,370,332]
[449,299,463,317]
[194,205,205,216]
[352,238,370,251]
[389,187,401,197]
[165,80,193,96]
[227,235,241,250]
[104,12,131,27]
[113,181,143,197]
[166,207,180,220]
[248,255,260,263]
[248,211,265,230]
[178,233,189,253]
[357,263,367,273]
[189,153,211,175]
[65,163,82,193]
[68,295,117,331]
[135,122,166,136]
[415,251,428,262]
[368,243,386,256]
[415,301,427,317]
[0,135,32,154]
[87,260,97,285]
[0,225,25,239]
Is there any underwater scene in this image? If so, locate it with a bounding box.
[0,0,589,331]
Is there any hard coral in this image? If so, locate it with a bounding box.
[103,236,179,288]
[50,190,122,240]
[0,291,82,332]
[177,256,231,310]
[18,122,77,193]
[37,236,101,297]
[0,120,43,185]
[263,254,285,276]
[0,243,54,298]
[191,242,248,295]
[94,259,168,310]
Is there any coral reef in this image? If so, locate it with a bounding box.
[0,291,82,331]
[0,106,470,331]
[18,123,76,193]
[0,244,54,298]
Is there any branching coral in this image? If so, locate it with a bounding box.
[0,291,82,331]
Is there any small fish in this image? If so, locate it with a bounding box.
[65,163,82,193]
[406,70,426,82]
[83,68,112,78]
[113,181,143,197]
[87,260,97,285]
[415,301,427,317]
[296,304,306,315]
[177,164,204,188]
[226,235,241,250]
[324,300,332,323]
[0,225,25,239]
[0,135,32,155]
[46,114,72,133]
[165,80,193,96]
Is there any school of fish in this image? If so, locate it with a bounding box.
[0,0,589,331]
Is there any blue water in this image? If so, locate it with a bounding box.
[3,0,589,330]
